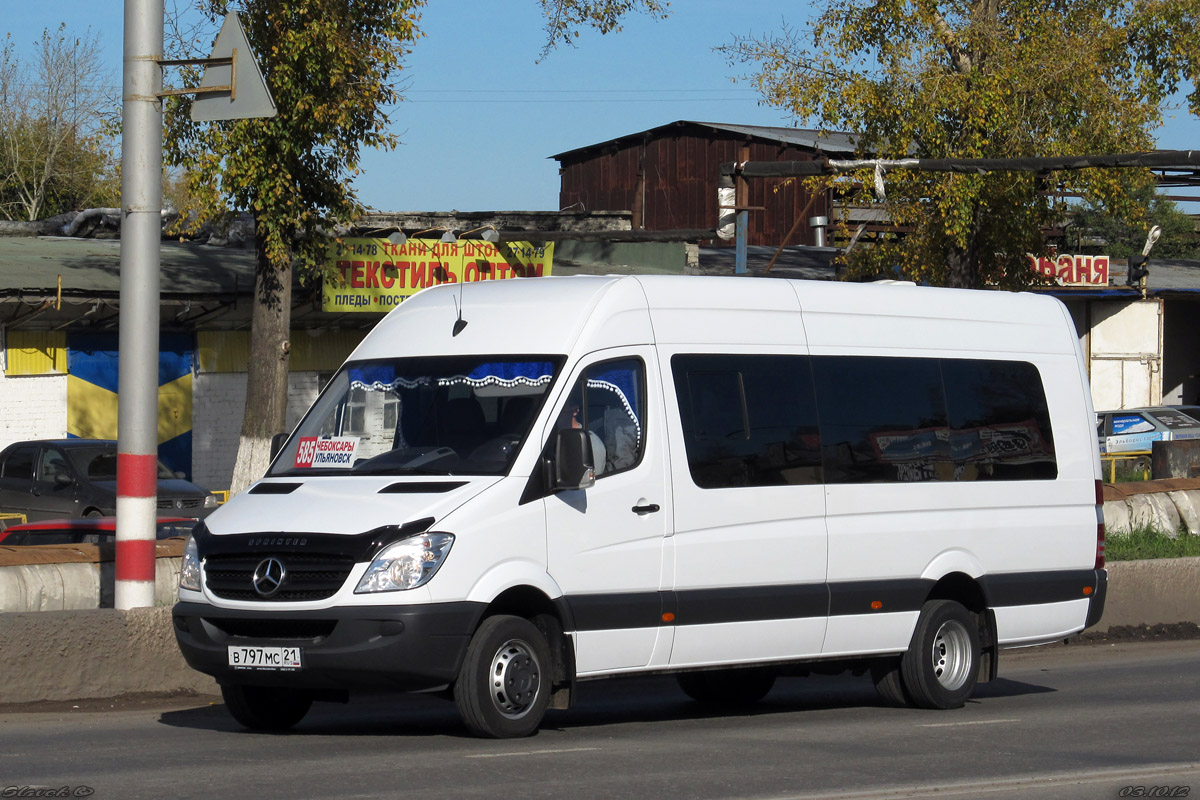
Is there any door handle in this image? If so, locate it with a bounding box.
[631,503,660,514]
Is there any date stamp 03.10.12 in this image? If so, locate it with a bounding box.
[1119,788,1191,798]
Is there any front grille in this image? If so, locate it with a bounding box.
[204,551,356,601]
[159,496,203,509]
[205,617,337,640]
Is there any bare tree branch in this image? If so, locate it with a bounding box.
[0,26,117,221]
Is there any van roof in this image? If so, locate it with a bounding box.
[348,275,1074,362]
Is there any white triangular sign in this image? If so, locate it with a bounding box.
[191,13,277,122]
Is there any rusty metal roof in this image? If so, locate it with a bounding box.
[551,120,858,161]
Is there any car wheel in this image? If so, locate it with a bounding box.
[453,615,552,739]
[900,600,981,710]
[83,509,103,518]
[221,684,313,731]
[676,667,776,705]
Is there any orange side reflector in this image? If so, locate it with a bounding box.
[870,600,883,610]
[1083,586,1093,596]
[662,612,676,622]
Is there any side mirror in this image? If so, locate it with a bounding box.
[54,472,74,487]
[550,428,596,492]
[270,432,289,460]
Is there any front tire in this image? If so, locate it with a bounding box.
[900,600,981,709]
[221,684,313,731]
[454,615,552,738]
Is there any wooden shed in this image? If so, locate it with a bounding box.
[552,120,857,247]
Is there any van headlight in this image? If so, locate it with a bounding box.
[203,493,219,509]
[179,534,202,592]
[355,532,454,593]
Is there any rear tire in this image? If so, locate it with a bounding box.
[221,684,313,731]
[900,600,981,710]
[454,615,552,738]
[676,668,776,705]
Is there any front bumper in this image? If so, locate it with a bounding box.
[173,600,486,691]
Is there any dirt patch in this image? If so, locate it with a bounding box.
[1067,621,1200,644]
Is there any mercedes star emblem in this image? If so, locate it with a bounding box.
[252,557,287,598]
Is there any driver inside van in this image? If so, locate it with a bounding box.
[557,398,606,475]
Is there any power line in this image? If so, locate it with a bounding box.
[401,88,761,104]
[402,97,762,104]
[405,88,755,94]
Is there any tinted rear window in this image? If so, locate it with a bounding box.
[672,354,1057,488]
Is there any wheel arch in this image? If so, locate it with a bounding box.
[924,571,998,682]
[926,571,987,615]
[476,584,576,709]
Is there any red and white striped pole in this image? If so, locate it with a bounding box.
[116,0,164,609]
[116,453,160,606]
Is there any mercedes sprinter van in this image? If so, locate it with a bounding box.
[174,275,1106,738]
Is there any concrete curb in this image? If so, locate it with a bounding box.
[1101,557,1200,628]
[0,557,1196,706]
[0,607,218,704]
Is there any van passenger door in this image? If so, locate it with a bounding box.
[661,352,830,666]
[544,348,672,675]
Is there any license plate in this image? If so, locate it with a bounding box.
[228,645,303,670]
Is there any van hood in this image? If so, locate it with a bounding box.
[202,475,502,537]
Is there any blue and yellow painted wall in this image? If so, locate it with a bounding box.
[6,329,364,484]
[65,333,195,479]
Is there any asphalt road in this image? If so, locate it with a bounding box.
[1,640,1198,800]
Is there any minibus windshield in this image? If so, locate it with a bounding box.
[270,356,563,477]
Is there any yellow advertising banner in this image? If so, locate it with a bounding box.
[323,237,555,312]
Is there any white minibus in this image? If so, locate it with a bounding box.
[174,275,1107,738]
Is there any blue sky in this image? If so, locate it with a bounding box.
[7,1,1198,213]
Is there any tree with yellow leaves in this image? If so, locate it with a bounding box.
[164,0,425,494]
[164,0,669,494]
[722,0,1199,288]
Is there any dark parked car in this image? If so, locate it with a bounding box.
[0,439,217,527]
[0,516,198,545]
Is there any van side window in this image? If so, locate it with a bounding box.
[673,354,1057,488]
[942,359,1057,480]
[813,356,952,484]
[672,354,821,488]
[558,358,645,477]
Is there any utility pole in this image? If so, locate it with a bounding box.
[115,0,164,610]
[116,4,275,609]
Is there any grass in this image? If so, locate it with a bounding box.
[1106,525,1200,560]
[1108,462,1151,483]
